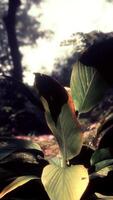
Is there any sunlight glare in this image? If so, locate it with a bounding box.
[22,0,113,85]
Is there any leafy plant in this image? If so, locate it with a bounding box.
[0,60,112,200]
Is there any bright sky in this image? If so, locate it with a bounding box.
[21,0,113,85]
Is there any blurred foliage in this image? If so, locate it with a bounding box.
[0,76,49,136]
[106,0,113,2]
[52,31,113,86]
[16,0,53,46]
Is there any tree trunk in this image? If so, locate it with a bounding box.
[3,0,23,82]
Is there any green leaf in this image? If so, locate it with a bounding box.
[44,99,83,162]
[90,148,113,172]
[56,103,83,161]
[0,176,39,199]
[34,73,68,123]
[2,138,42,151]
[96,165,113,176]
[90,148,113,166]
[0,138,42,161]
[41,164,89,200]
[95,159,113,172]
[35,74,83,162]
[70,62,109,113]
[48,157,62,167]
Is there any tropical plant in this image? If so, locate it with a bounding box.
[0,60,113,200]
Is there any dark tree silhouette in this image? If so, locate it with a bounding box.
[3,0,22,81]
[0,0,53,80]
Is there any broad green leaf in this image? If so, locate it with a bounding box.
[70,62,109,113]
[0,138,42,161]
[41,164,89,200]
[90,148,113,166]
[48,157,62,167]
[0,176,39,199]
[95,159,113,172]
[35,74,83,162]
[41,96,59,139]
[42,96,83,161]
[1,137,42,151]
[56,103,83,160]
[96,165,113,176]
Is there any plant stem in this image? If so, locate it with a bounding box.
[61,153,67,168]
